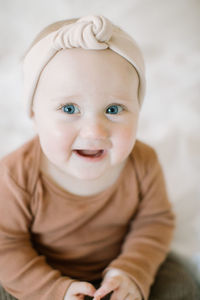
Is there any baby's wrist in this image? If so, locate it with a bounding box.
[104,267,130,279]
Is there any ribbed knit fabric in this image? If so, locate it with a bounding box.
[148,252,200,300]
[0,136,175,300]
[0,287,17,300]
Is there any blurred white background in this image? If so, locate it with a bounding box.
[0,0,199,282]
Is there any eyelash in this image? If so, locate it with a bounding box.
[57,103,126,115]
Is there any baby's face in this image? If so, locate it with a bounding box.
[32,48,139,180]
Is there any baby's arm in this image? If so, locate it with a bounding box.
[100,148,175,300]
[0,165,75,300]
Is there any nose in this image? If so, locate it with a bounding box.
[79,116,109,140]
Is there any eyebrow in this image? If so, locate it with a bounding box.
[109,95,134,103]
[50,95,82,101]
[50,95,134,103]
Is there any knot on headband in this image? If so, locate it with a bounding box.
[52,15,113,50]
[23,15,146,118]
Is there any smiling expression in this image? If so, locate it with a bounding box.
[32,48,140,181]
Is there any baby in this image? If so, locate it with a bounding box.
[0,15,176,300]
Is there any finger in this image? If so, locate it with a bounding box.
[74,282,96,297]
[70,295,85,300]
[110,289,127,300]
[93,276,121,300]
[124,295,132,300]
[125,294,141,300]
[74,295,85,300]
[110,291,123,300]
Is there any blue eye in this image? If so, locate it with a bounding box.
[62,104,80,114]
[106,105,123,114]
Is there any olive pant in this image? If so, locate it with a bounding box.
[0,253,199,300]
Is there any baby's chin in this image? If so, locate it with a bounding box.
[69,168,107,181]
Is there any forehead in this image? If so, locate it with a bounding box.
[42,48,138,81]
[34,48,139,103]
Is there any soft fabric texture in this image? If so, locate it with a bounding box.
[0,136,175,300]
[1,253,200,300]
[23,15,146,117]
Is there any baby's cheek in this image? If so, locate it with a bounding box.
[40,122,76,161]
[113,125,137,162]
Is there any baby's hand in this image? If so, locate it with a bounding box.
[64,281,96,300]
[93,269,142,300]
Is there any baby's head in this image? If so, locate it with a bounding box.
[23,15,146,181]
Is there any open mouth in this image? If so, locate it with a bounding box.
[74,149,104,158]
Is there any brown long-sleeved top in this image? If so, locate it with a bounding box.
[0,136,175,300]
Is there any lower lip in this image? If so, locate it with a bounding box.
[73,150,107,162]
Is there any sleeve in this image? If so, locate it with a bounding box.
[102,148,176,300]
[0,164,75,300]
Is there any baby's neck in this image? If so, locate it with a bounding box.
[40,155,128,197]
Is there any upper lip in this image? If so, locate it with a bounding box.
[73,148,104,151]
[73,140,112,151]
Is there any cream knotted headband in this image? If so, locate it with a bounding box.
[23,15,146,117]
